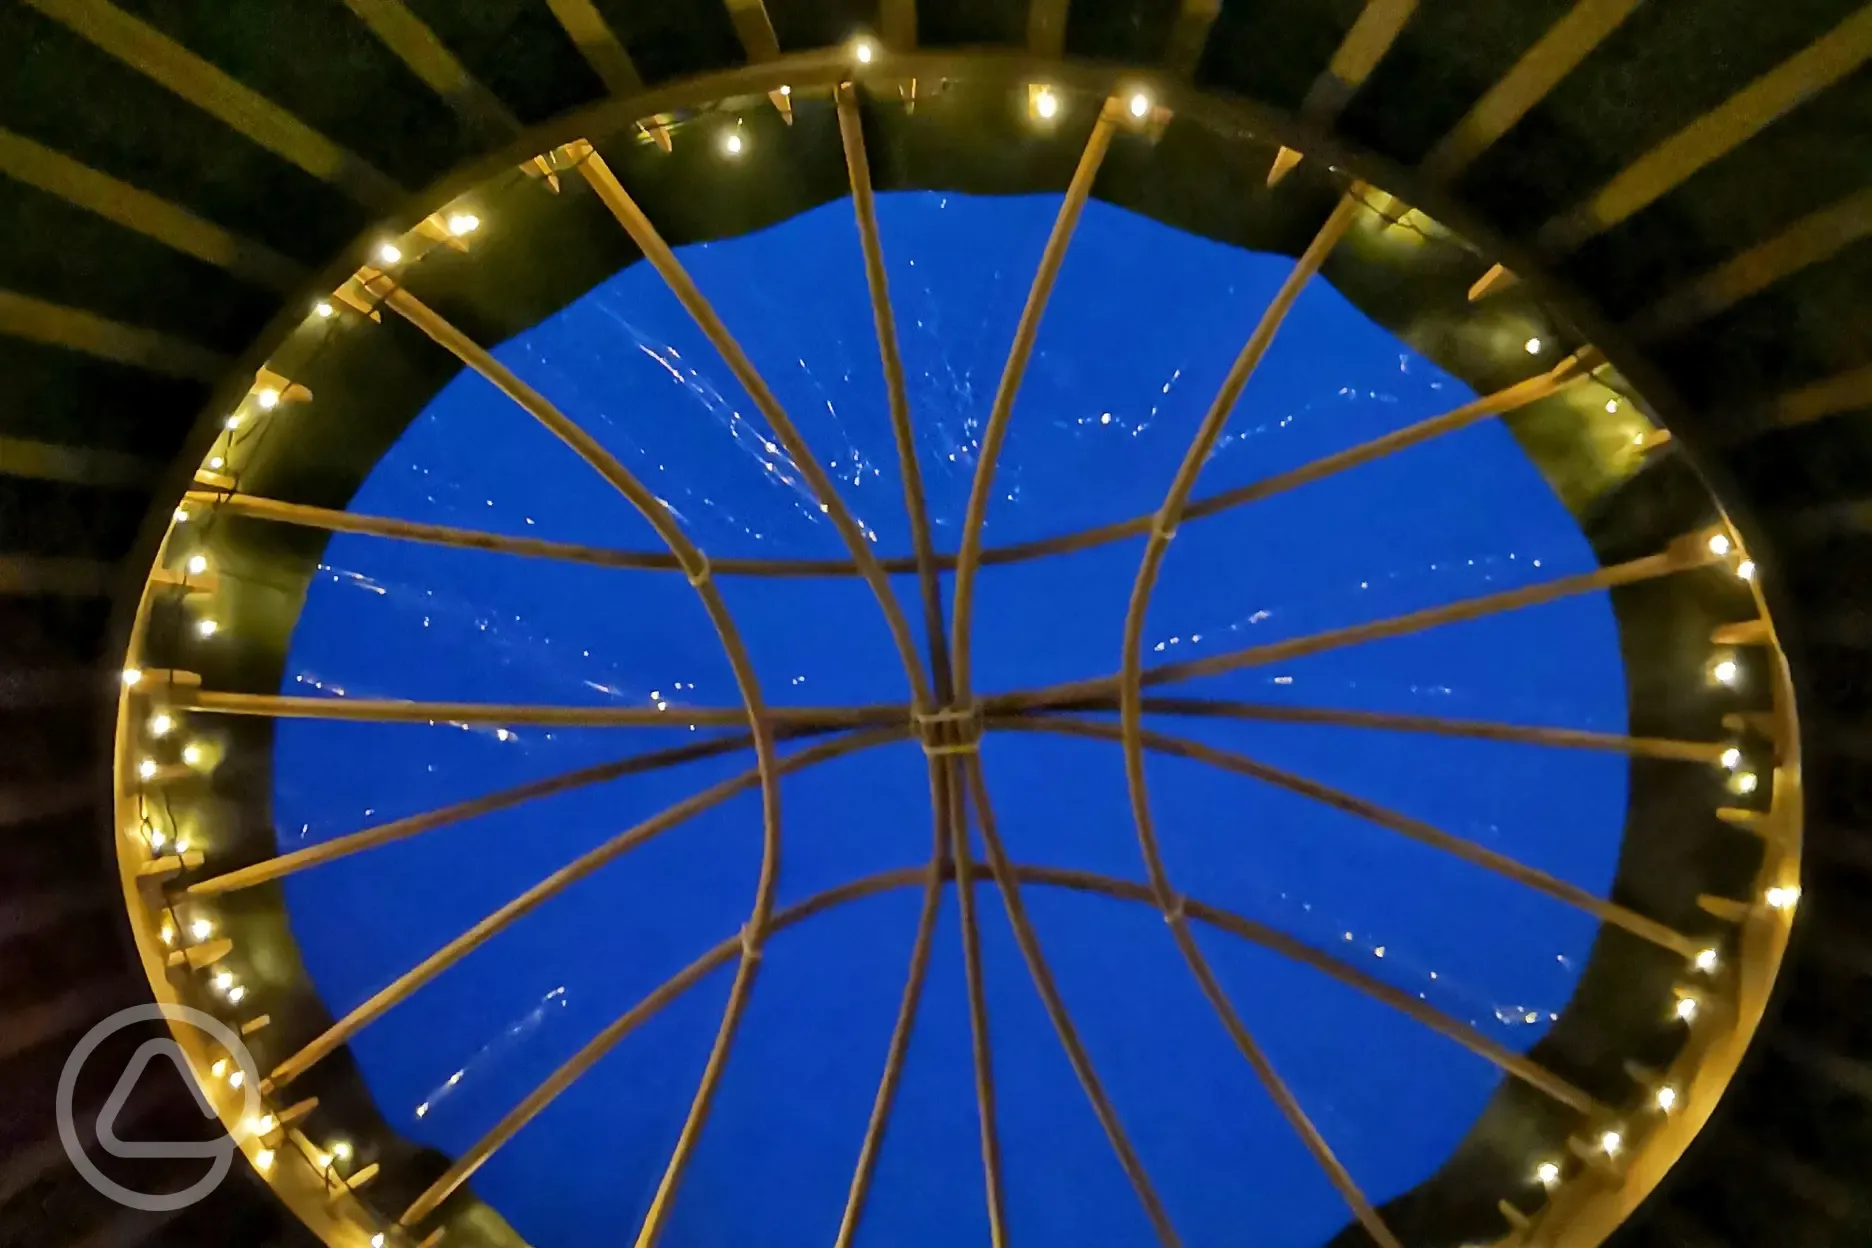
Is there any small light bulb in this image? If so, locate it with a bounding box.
[495,728,511,742]
[315,301,335,318]
[1694,947,1718,973]
[1632,432,1646,446]
[254,1147,274,1170]
[1733,770,1759,795]
[213,971,234,991]
[174,507,189,523]
[1605,398,1619,413]
[1707,533,1732,556]
[123,668,144,687]
[211,1057,229,1077]
[372,1236,386,1248]
[853,37,875,63]
[1766,884,1801,910]
[1656,1085,1678,1111]
[416,1102,429,1118]
[779,84,791,96]
[187,554,208,576]
[1536,1161,1560,1186]
[149,828,167,851]
[247,1114,276,1136]
[182,743,204,766]
[1524,337,1543,354]
[1675,996,1698,1022]
[151,713,174,737]
[1719,746,1741,770]
[138,759,158,780]
[331,1141,353,1162]
[227,985,246,1003]
[159,922,175,945]
[197,618,219,638]
[1737,559,1755,581]
[190,918,213,941]
[313,1152,332,1171]
[174,836,190,853]
[1712,658,1738,686]
[256,388,280,410]
[1128,92,1150,119]
[1035,87,1059,119]
[446,212,479,236]
[208,456,224,470]
[224,415,242,431]
[378,242,403,264]
[1600,1130,1622,1155]
[723,131,744,156]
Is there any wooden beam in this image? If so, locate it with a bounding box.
[0,435,156,487]
[879,0,917,51]
[1774,363,1872,427]
[0,554,116,597]
[1538,3,1872,252]
[339,0,519,137]
[1028,0,1070,57]
[0,289,227,381]
[723,0,781,62]
[1268,0,1418,185]
[1306,0,1418,117]
[1163,0,1222,77]
[0,127,303,291]
[1421,0,1646,180]
[543,0,642,94]
[1631,187,1872,340]
[20,0,400,206]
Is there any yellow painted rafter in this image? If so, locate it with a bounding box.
[19,0,400,207]
[339,0,519,138]
[1539,3,1872,251]
[0,128,303,291]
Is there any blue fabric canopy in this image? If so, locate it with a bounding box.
[276,191,1626,1245]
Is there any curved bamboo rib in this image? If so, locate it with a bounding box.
[1117,696,1729,763]
[998,715,1701,957]
[190,351,1592,588]
[833,770,949,1248]
[573,151,932,716]
[179,488,870,578]
[173,689,894,729]
[1006,535,1723,711]
[978,349,1598,569]
[266,727,905,1089]
[835,80,951,685]
[399,864,932,1227]
[947,760,1009,1243]
[1117,191,1400,1248]
[834,80,961,1246]
[950,101,1120,699]
[375,278,786,1239]
[959,756,1181,1245]
[634,953,762,1247]
[399,857,1603,1231]
[1018,866,1603,1116]
[188,724,849,898]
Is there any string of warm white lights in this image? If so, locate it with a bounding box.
[116,54,1799,1247]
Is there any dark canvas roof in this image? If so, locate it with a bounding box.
[3,2,1870,1246]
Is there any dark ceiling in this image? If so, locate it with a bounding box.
[2,2,1870,1246]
